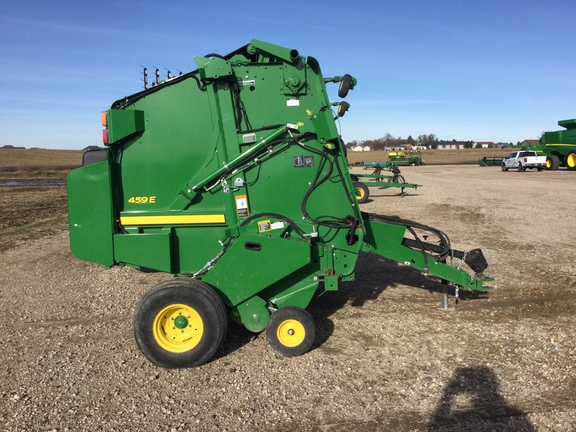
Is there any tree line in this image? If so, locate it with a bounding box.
[346,133,486,150]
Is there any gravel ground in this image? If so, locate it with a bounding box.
[1,165,575,431]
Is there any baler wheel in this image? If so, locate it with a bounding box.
[133,278,228,368]
[353,181,369,204]
[266,306,315,357]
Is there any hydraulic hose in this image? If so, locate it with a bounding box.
[365,212,452,262]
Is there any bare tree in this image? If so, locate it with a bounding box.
[417,134,437,148]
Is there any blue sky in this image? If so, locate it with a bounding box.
[1,0,575,150]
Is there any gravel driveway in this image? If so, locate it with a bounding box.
[1,165,575,431]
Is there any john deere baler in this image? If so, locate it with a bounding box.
[67,40,492,368]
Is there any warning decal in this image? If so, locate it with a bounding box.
[235,195,249,218]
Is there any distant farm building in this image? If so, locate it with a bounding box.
[351,146,371,152]
[436,141,468,150]
[519,139,540,147]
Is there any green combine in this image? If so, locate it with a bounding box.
[67,40,492,368]
[525,118,576,170]
[387,150,424,166]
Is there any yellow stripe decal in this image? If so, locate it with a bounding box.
[546,143,576,147]
[120,214,226,226]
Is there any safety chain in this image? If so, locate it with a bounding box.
[457,250,468,271]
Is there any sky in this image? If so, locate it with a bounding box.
[1,0,575,150]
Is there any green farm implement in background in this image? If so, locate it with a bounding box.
[478,156,504,167]
[67,40,492,368]
[523,118,576,170]
[351,163,421,202]
[387,151,424,166]
[362,150,424,169]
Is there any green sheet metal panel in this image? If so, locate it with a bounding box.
[202,233,311,307]
[67,161,114,266]
[113,232,172,272]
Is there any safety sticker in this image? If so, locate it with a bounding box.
[294,155,314,168]
[235,195,249,218]
[258,220,271,232]
[258,220,285,232]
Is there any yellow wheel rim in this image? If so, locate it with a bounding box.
[356,187,365,200]
[277,319,305,347]
[567,153,576,168]
[546,159,552,169]
[153,304,203,353]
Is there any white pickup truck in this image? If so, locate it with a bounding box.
[501,150,547,172]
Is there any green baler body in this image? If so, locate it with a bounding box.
[67,40,490,333]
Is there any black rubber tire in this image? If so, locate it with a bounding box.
[353,181,369,203]
[337,101,348,117]
[517,163,524,172]
[338,74,353,98]
[501,163,508,172]
[133,278,228,368]
[546,154,560,170]
[566,150,576,171]
[266,306,315,357]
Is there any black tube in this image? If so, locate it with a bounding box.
[402,238,464,259]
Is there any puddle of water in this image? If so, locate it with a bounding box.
[0,179,66,187]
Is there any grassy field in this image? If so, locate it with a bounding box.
[0,148,83,179]
[0,149,83,251]
[346,148,512,165]
[0,187,68,252]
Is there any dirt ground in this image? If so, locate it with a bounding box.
[1,164,575,431]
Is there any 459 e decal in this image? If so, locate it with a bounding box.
[128,196,156,204]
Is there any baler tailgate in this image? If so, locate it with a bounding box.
[67,160,114,267]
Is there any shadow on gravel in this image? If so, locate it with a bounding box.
[216,250,491,358]
[303,252,489,352]
[428,366,535,431]
[215,323,260,361]
[320,252,487,309]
